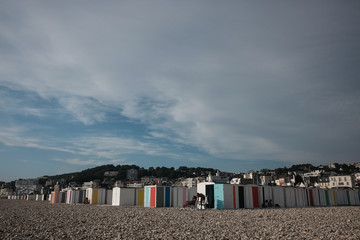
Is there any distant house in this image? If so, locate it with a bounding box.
[15,178,42,194]
[329,175,354,188]
[104,171,118,177]
[318,174,330,188]
[206,170,229,184]
[275,175,292,186]
[181,177,206,188]
[82,180,100,189]
[126,169,139,180]
[141,176,161,185]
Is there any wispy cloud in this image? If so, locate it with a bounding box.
[1,0,360,175]
[53,158,105,166]
[58,96,107,125]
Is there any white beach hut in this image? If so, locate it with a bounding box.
[258,185,273,208]
[112,187,135,206]
[294,188,307,207]
[197,182,215,208]
[272,186,285,208]
[106,189,113,205]
[284,187,296,208]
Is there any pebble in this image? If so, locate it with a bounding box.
[0,200,360,239]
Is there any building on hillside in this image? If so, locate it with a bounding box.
[15,178,42,194]
[126,169,139,180]
[329,175,354,188]
[318,173,331,188]
[206,170,229,184]
[104,171,118,177]
[275,175,292,186]
[45,179,54,187]
[141,176,161,185]
[354,173,360,182]
[82,180,100,189]
[230,177,242,184]
[0,188,13,196]
[181,177,206,188]
[125,181,143,188]
[259,175,274,185]
[114,180,124,188]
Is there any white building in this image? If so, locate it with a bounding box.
[329,175,354,188]
[206,171,229,184]
[181,177,206,188]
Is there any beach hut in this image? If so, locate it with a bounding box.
[70,189,86,204]
[323,189,331,206]
[66,190,74,204]
[86,188,106,205]
[144,185,171,207]
[346,190,355,206]
[60,192,67,203]
[258,185,273,208]
[50,192,60,204]
[326,189,337,206]
[106,190,113,205]
[356,190,360,206]
[284,187,296,208]
[351,190,360,206]
[172,187,191,207]
[197,182,215,208]
[35,194,44,201]
[272,186,285,208]
[336,189,347,206]
[309,188,321,207]
[294,188,307,207]
[135,188,144,206]
[112,187,135,206]
[242,185,260,209]
[189,187,197,199]
[213,184,241,209]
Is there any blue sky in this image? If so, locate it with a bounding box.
[1,1,360,181]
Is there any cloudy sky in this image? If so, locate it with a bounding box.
[1,1,360,181]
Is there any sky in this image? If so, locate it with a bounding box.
[1,1,360,181]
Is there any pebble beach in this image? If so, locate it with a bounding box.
[1,199,360,240]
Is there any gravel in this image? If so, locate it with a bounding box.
[1,199,360,239]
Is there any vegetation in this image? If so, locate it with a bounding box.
[46,165,219,185]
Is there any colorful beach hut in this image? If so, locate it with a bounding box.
[308,188,321,206]
[50,192,60,204]
[242,185,260,209]
[66,190,74,204]
[135,188,144,206]
[144,185,171,207]
[86,188,106,205]
[213,184,241,209]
